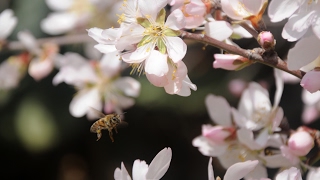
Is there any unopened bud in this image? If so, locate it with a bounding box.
[288,130,314,156]
[257,31,276,50]
[213,54,252,71]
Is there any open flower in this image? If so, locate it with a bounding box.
[114,147,172,180]
[53,52,140,119]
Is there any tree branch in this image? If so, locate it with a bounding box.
[180,30,305,79]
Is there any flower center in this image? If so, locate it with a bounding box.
[251,106,270,124]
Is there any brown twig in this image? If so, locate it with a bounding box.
[180,30,305,79]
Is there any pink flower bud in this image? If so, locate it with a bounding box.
[301,70,320,93]
[213,54,252,70]
[257,31,276,50]
[202,125,233,144]
[288,131,314,156]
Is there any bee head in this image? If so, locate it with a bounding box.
[111,114,121,124]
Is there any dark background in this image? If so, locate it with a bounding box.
[0,0,318,180]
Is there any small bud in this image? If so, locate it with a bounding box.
[257,31,276,50]
[213,54,252,71]
[288,130,314,156]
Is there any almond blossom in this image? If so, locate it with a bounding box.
[53,52,140,119]
[17,31,59,81]
[114,147,172,180]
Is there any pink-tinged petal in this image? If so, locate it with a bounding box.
[268,0,301,22]
[237,128,263,150]
[184,16,205,29]
[288,35,320,70]
[202,125,231,144]
[301,70,320,93]
[146,73,168,87]
[302,89,320,105]
[165,9,185,30]
[145,50,169,76]
[185,0,206,16]
[272,107,284,131]
[302,105,319,124]
[28,58,54,81]
[0,9,17,40]
[228,79,248,97]
[17,31,40,55]
[205,94,232,126]
[164,76,181,93]
[138,0,167,20]
[192,136,228,156]
[223,160,259,180]
[146,147,172,180]
[213,54,250,70]
[280,145,300,165]
[40,12,77,35]
[132,160,148,180]
[164,36,187,63]
[69,88,102,118]
[241,0,266,15]
[45,0,73,11]
[307,168,320,180]
[114,77,141,97]
[205,21,233,41]
[176,75,197,96]
[122,43,154,63]
[282,12,315,42]
[114,162,132,180]
[100,51,121,77]
[275,167,302,180]
[208,158,215,180]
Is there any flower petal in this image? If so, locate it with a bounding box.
[224,160,259,180]
[41,12,77,35]
[138,0,167,20]
[208,158,215,180]
[145,147,172,179]
[132,160,148,180]
[164,36,187,62]
[145,50,168,76]
[114,77,141,97]
[301,70,320,93]
[205,20,233,41]
[205,94,232,126]
[268,0,301,22]
[114,162,132,180]
[165,9,185,30]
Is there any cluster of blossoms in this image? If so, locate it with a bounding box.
[1,0,320,179]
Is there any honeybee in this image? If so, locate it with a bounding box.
[90,108,126,142]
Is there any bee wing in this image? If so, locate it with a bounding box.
[89,107,106,119]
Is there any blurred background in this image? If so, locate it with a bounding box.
[0,0,318,180]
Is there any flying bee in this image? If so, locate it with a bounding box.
[89,108,126,142]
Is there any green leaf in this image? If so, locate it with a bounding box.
[157,39,166,54]
[138,35,153,47]
[156,8,166,24]
[137,17,151,28]
[163,28,181,37]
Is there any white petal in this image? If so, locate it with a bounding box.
[114,162,132,180]
[146,73,168,87]
[165,9,185,30]
[205,94,232,126]
[231,108,258,130]
[261,154,293,168]
[94,44,117,54]
[114,77,141,97]
[122,43,153,63]
[69,88,102,118]
[273,68,284,109]
[268,0,301,22]
[28,58,54,81]
[224,160,259,180]
[307,168,320,180]
[237,128,264,150]
[221,0,243,20]
[287,34,320,70]
[100,51,121,77]
[276,167,302,180]
[45,0,73,11]
[138,0,167,21]
[208,158,215,180]
[145,50,168,76]
[40,12,77,35]
[302,89,320,105]
[192,136,228,156]
[282,13,314,42]
[0,9,17,39]
[17,31,40,55]
[164,36,187,63]
[145,147,172,179]
[177,75,197,96]
[132,160,148,180]
[205,21,233,41]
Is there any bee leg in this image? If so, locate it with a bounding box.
[108,130,114,142]
[114,127,118,134]
[96,130,102,141]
